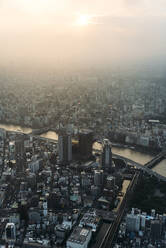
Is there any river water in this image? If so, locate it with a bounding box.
[0,123,32,134]
[0,124,166,177]
[40,131,166,177]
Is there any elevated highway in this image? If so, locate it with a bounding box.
[98,172,141,248]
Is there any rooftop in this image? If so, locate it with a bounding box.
[68,226,90,244]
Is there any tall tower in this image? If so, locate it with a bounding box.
[58,131,72,165]
[101,139,112,171]
[79,129,93,159]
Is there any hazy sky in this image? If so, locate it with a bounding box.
[1,0,166,67]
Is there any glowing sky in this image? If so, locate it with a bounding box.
[1,0,166,66]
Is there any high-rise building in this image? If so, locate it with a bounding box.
[94,170,103,187]
[150,220,162,240]
[5,223,16,242]
[126,214,140,232]
[79,129,93,159]
[101,139,112,171]
[58,131,72,164]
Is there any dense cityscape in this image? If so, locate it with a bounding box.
[1,0,166,247]
[0,66,166,248]
[1,67,166,150]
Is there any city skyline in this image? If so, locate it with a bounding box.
[1,1,166,247]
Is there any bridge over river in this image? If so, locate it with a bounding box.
[144,150,166,169]
[93,149,166,182]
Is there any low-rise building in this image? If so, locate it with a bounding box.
[66,226,92,248]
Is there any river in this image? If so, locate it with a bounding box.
[0,123,32,134]
[39,131,166,177]
[39,131,154,164]
[93,142,154,165]
[0,124,166,177]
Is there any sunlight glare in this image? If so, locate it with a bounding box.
[76,14,92,26]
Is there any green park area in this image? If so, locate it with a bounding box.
[130,174,166,214]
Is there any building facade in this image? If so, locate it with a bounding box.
[101,139,112,171]
[79,129,93,159]
[58,132,72,164]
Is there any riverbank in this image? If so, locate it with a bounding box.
[112,142,160,157]
[0,122,159,157]
[1,122,166,175]
[0,123,32,134]
[0,120,32,128]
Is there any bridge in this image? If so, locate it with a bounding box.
[112,154,166,182]
[144,150,166,169]
[95,149,166,182]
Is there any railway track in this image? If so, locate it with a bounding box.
[99,172,140,248]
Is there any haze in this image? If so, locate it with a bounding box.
[1,0,166,68]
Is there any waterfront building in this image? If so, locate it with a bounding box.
[101,139,112,171]
[58,130,72,164]
[79,129,93,159]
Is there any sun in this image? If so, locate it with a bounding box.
[76,14,91,26]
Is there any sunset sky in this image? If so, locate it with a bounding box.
[1,0,166,66]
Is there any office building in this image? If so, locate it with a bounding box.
[94,170,103,187]
[101,139,112,171]
[79,129,93,159]
[126,214,140,232]
[58,131,72,164]
[150,220,162,240]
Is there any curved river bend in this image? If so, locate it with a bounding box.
[0,124,166,177]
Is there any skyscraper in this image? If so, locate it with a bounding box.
[79,129,93,159]
[94,170,103,187]
[101,139,112,171]
[58,131,72,164]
